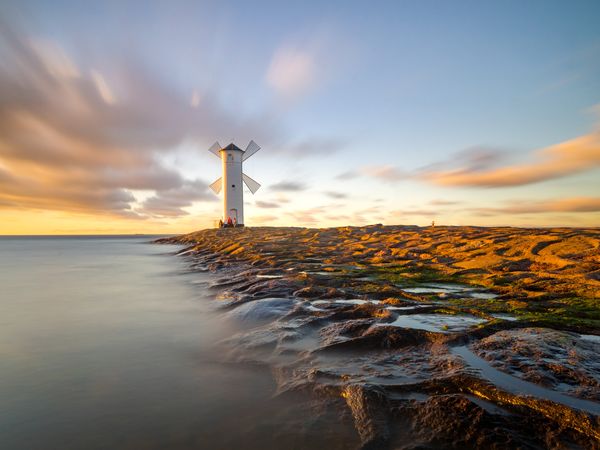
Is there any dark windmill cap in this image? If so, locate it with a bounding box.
[223,143,244,152]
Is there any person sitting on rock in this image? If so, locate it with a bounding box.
[233,217,237,227]
[218,219,223,228]
[226,216,233,227]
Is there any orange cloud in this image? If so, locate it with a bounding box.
[470,197,600,215]
[390,208,438,217]
[421,133,600,187]
[249,215,278,225]
[360,165,405,181]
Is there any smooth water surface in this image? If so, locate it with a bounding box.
[0,236,298,450]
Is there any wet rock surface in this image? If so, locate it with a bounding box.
[472,328,600,401]
[157,226,600,449]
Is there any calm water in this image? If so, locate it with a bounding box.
[0,237,310,450]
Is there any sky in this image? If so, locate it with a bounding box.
[0,0,599,234]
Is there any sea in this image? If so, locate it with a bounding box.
[0,236,313,450]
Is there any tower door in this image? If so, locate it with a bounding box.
[229,209,238,222]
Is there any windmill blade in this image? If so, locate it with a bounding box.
[242,173,261,194]
[208,141,222,157]
[209,177,222,194]
[242,140,261,161]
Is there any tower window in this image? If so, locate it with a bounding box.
[232,184,235,188]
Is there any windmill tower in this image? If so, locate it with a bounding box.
[208,140,261,226]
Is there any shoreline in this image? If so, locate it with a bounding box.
[158,224,599,330]
[156,225,600,447]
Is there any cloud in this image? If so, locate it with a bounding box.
[266,46,317,100]
[429,199,462,206]
[419,147,508,174]
[290,206,326,225]
[250,214,278,224]
[0,25,275,218]
[90,70,116,104]
[282,138,346,157]
[255,200,281,209]
[269,181,307,192]
[333,144,546,186]
[335,170,359,180]
[392,209,438,216]
[360,165,405,181]
[323,191,347,199]
[29,38,80,78]
[337,131,599,189]
[265,27,353,103]
[139,180,215,217]
[469,197,600,216]
[420,133,600,187]
[275,195,291,203]
[190,89,201,108]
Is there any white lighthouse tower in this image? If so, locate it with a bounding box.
[208,140,261,226]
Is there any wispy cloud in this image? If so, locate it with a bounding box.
[360,165,405,181]
[265,26,354,104]
[190,89,201,108]
[355,148,506,184]
[469,197,600,215]
[255,200,281,209]
[282,137,346,157]
[323,191,347,199]
[139,180,215,217]
[269,181,307,192]
[429,199,462,206]
[250,214,278,224]
[266,46,317,100]
[337,130,600,191]
[90,70,116,105]
[290,206,327,224]
[391,208,438,217]
[335,170,359,180]
[0,25,274,218]
[420,133,600,187]
[419,147,508,174]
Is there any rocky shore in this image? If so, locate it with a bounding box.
[157,225,600,449]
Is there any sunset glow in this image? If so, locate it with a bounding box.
[1,1,599,234]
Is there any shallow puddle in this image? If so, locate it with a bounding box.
[465,395,513,416]
[336,299,382,305]
[452,346,600,415]
[380,313,486,333]
[402,283,497,299]
[386,306,422,311]
[402,283,470,294]
[580,334,600,343]
[300,271,340,276]
[469,292,498,299]
[311,299,382,306]
[490,313,518,321]
[304,304,326,312]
